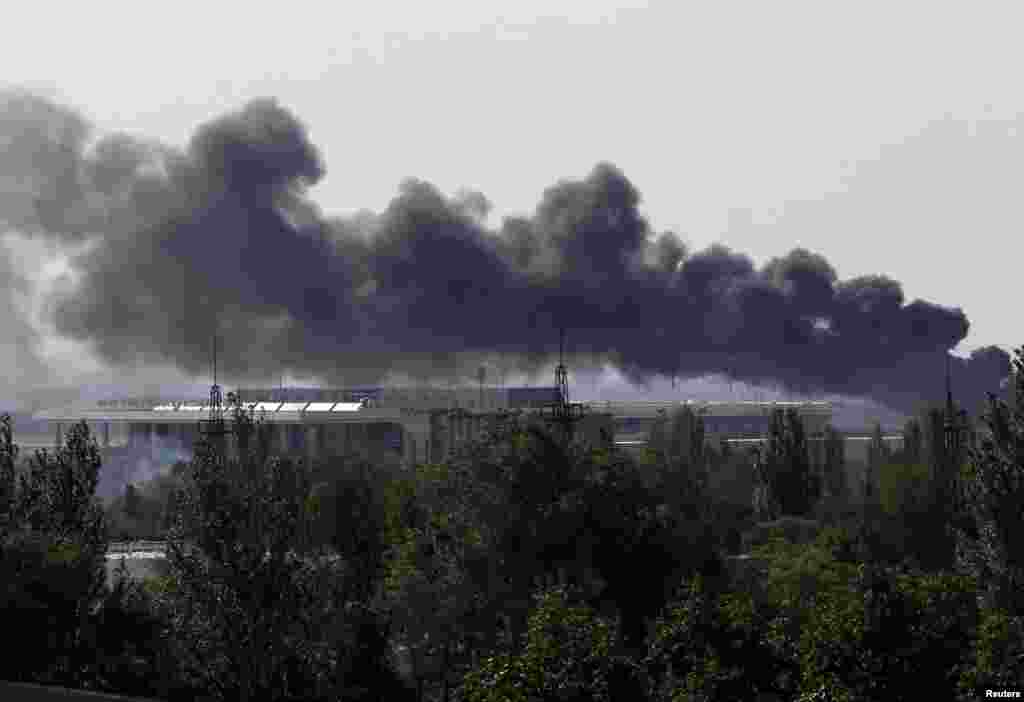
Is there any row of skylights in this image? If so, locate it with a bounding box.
[152,401,365,413]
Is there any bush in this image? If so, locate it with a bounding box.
[0,530,86,683]
[742,516,823,552]
[957,607,1024,696]
[0,529,162,694]
[0,418,120,689]
[642,572,797,701]
[460,585,643,702]
[78,561,172,699]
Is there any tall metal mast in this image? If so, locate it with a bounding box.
[941,352,967,511]
[943,353,959,454]
[945,354,954,421]
[200,334,230,440]
[555,326,569,408]
[546,325,584,440]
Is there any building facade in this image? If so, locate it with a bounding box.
[599,400,834,446]
[34,386,613,469]
[34,389,855,472]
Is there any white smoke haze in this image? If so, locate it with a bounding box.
[129,438,193,490]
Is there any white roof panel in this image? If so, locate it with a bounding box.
[153,404,178,411]
[178,405,204,411]
[332,402,363,412]
[304,402,336,412]
[253,402,282,413]
[278,403,308,412]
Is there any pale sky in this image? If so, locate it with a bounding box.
[2,0,1022,404]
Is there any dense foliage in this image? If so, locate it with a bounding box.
[765,407,819,517]
[3,349,1024,699]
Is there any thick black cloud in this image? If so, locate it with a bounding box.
[0,91,1010,415]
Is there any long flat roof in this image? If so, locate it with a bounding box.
[33,401,832,424]
[32,405,403,424]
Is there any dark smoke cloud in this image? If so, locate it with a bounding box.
[0,239,50,395]
[0,91,1010,416]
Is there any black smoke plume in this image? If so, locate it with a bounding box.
[0,90,1010,416]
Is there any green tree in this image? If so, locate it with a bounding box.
[878,461,931,518]
[647,409,668,458]
[157,398,410,701]
[745,531,976,701]
[957,606,1024,695]
[432,416,589,653]
[384,459,496,702]
[387,413,725,698]
[658,407,708,500]
[17,421,106,543]
[766,408,816,517]
[645,407,709,502]
[308,456,391,604]
[122,483,142,520]
[901,418,923,466]
[669,407,707,483]
[860,409,963,570]
[642,570,797,702]
[864,422,890,508]
[954,346,1024,616]
[0,419,113,688]
[581,446,722,652]
[822,424,846,501]
[795,561,971,701]
[923,406,948,476]
[384,416,626,700]
[460,585,642,702]
[0,414,19,536]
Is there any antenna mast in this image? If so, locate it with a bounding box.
[943,352,961,455]
[556,326,569,406]
[945,353,955,420]
[546,324,584,440]
[200,333,229,440]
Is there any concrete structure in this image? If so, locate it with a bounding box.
[33,386,613,468]
[33,392,835,464]
[32,389,851,472]
[38,389,920,511]
[599,399,833,445]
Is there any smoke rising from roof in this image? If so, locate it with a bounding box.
[0,90,1011,416]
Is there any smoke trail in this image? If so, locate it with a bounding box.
[0,90,1010,415]
[128,436,193,489]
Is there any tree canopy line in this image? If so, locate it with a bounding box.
[1,350,1023,701]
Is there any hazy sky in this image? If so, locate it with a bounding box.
[2,0,1022,403]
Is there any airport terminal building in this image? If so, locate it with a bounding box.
[34,387,841,468]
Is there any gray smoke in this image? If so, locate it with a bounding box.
[0,90,1011,416]
[0,239,50,394]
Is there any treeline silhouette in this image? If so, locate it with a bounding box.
[2,351,1024,701]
